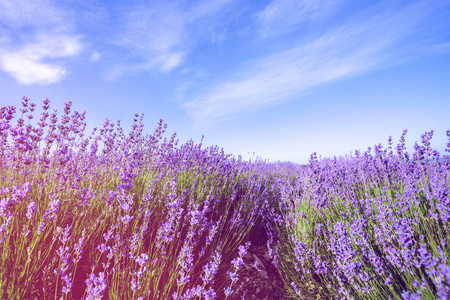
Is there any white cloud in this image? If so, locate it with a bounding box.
[0,0,83,85]
[0,33,82,85]
[184,1,450,124]
[1,55,66,85]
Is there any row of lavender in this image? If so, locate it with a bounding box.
[275,130,450,299]
[1,97,449,299]
[0,97,281,299]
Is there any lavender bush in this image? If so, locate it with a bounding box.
[0,97,449,300]
[0,97,279,299]
[275,131,450,299]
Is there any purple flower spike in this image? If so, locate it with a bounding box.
[84,272,107,300]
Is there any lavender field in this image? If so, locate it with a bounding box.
[0,97,449,300]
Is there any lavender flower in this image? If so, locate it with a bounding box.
[84,272,107,300]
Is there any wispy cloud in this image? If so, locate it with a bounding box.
[90,52,102,62]
[107,4,185,79]
[186,0,235,21]
[0,0,65,30]
[184,1,450,124]
[255,0,342,37]
[106,0,234,80]
[0,0,83,85]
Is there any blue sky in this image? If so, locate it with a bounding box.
[1,0,449,164]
